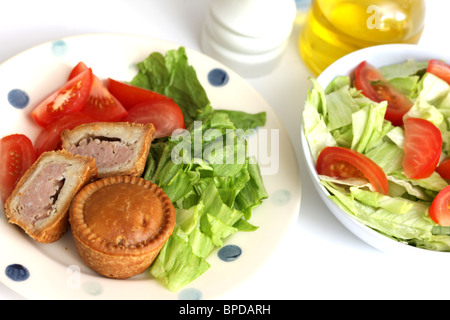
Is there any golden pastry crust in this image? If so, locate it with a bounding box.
[69,175,176,279]
[4,150,97,243]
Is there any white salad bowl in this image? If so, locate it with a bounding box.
[300,44,450,257]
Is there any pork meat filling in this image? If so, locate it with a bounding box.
[68,137,133,169]
[18,162,67,225]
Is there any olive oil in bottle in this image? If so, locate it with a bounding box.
[299,0,425,75]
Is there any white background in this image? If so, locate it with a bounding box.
[0,0,448,300]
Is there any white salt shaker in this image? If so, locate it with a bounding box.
[201,0,297,78]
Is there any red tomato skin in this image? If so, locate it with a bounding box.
[31,68,93,127]
[402,118,442,180]
[122,99,185,138]
[354,61,413,126]
[106,78,172,110]
[429,185,450,226]
[427,59,450,84]
[34,113,96,157]
[68,62,128,122]
[81,76,128,121]
[68,61,88,80]
[316,146,389,195]
[437,158,450,179]
[0,134,36,203]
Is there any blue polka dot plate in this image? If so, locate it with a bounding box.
[0,33,301,299]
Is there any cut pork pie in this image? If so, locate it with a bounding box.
[61,122,155,178]
[4,150,97,243]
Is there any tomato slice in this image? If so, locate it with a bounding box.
[68,61,89,80]
[68,62,128,122]
[105,78,172,110]
[437,158,450,179]
[31,68,93,127]
[0,134,36,203]
[122,99,185,138]
[82,78,128,121]
[403,118,442,179]
[429,186,450,226]
[354,61,413,126]
[316,146,389,195]
[427,59,450,84]
[34,113,96,157]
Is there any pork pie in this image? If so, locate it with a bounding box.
[61,122,155,178]
[69,175,176,279]
[4,150,97,243]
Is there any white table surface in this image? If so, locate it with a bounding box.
[1,0,449,300]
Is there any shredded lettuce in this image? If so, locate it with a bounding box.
[303,59,450,251]
[302,78,336,162]
[133,48,268,291]
[379,59,428,80]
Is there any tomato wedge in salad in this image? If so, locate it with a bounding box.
[68,62,128,122]
[354,61,413,126]
[316,146,389,195]
[429,186,450,226]
[402,118,442,180]
[105,78,172,110]
[31,68,93,127]
[427,59,450,84]
[437,158,450,180]
[123,99,185,138]
[0,134,36,203]
[34,113,96,157]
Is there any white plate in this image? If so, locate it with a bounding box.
[0,33,301,299]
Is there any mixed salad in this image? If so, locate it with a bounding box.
[303,58,450,251]
[0,47,268,291]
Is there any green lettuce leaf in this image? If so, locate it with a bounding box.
[303,79,336,161]
[150,226,211,292]
[380,59,428,80]
[322,181,446,248]
[325,86,361,131]
[349,187,414,214]
[351,101,390,153]
[213,110,266,131]
[135,48,268,291]
[131,47,213,127]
